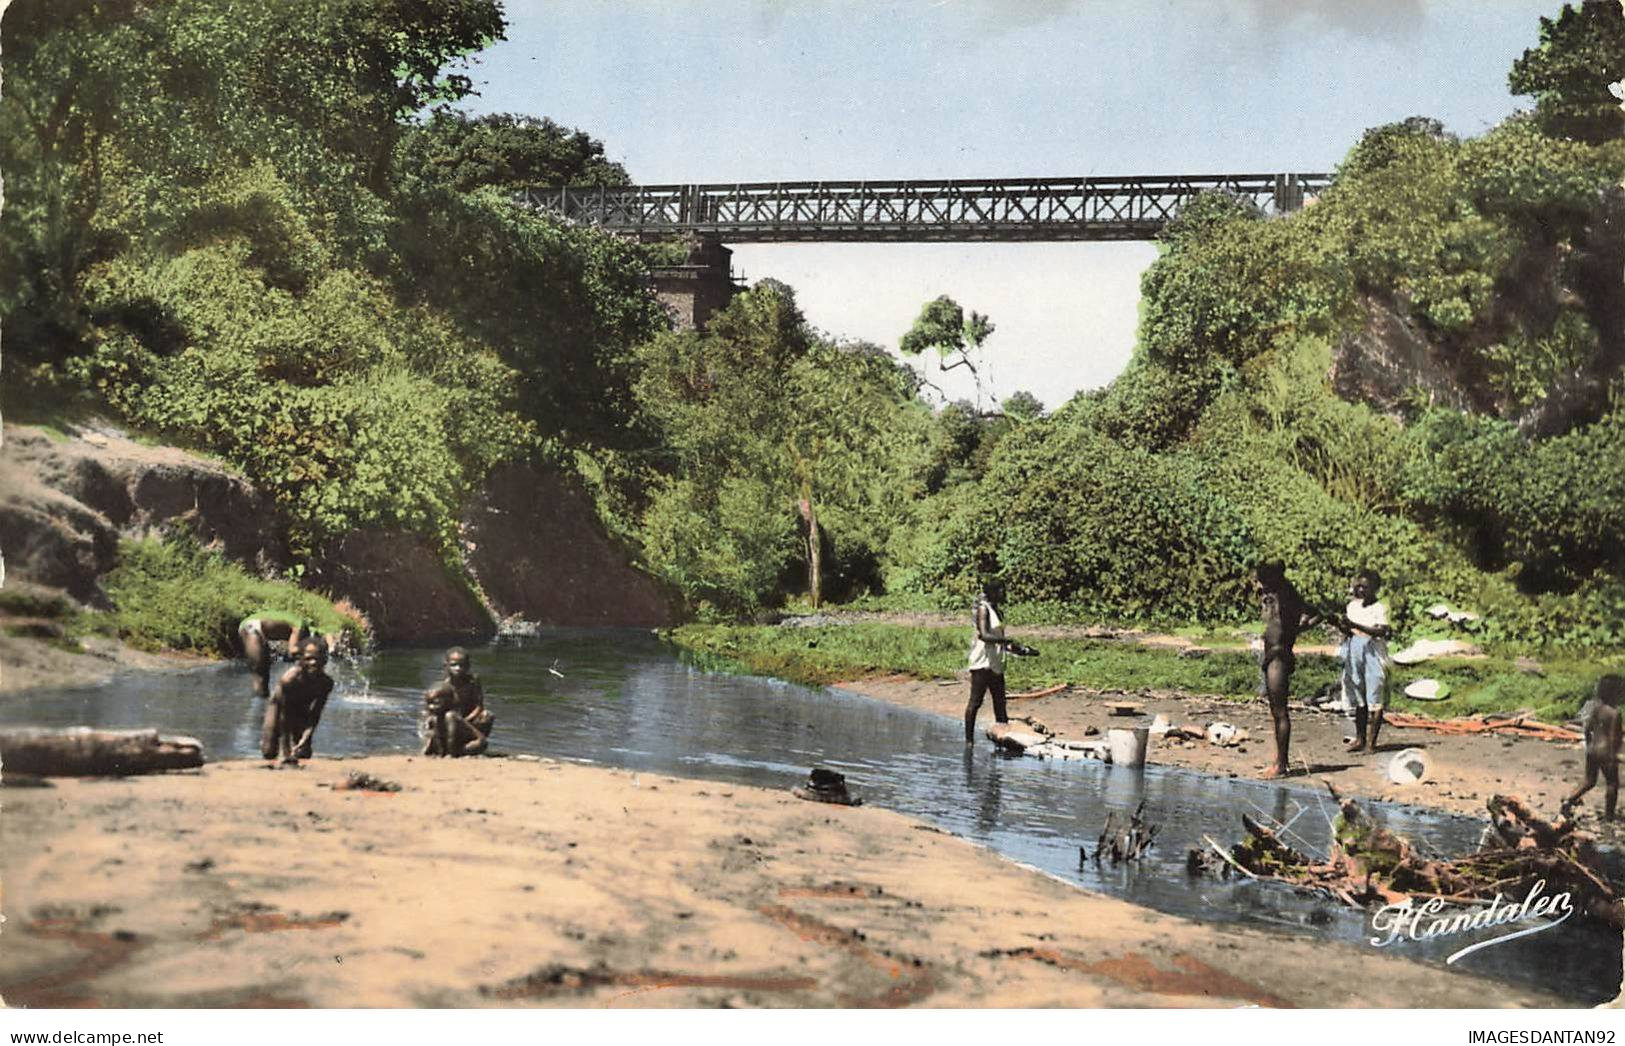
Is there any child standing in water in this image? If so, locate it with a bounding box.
[1340,569,1393,753]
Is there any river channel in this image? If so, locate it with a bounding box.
[2,628,1617,1004]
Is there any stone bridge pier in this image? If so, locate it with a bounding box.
[651,235,744,330]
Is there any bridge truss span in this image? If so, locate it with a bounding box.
[517,173,1332,243]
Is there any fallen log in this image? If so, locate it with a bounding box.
[0,727,205,776]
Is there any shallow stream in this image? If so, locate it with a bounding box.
[2,628,1616,1004]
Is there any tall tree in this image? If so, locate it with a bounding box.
[1001,390,1045,420]
[395,112,630,194]
[632,284,930,613]
[1509,0,1625,143]
[899,295,996,411]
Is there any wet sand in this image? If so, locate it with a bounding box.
[0,632,210,695]
[845,675,1610,831]
[0,755,1570,1008]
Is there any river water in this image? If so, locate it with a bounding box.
[3,628,1617,1004]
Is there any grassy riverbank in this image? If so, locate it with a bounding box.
[0,534,367,663]
[666,622,1609,724]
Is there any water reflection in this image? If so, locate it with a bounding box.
[1,628,1616,1003]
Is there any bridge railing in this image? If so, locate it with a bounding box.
[515,173,1332,242]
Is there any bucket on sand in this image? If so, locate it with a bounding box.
[1107,726,1150,769]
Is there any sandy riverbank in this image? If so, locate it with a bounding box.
[843,675,1609,830]
[0,632,214,695]
[0,754,1573,1009]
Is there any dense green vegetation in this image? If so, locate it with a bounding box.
[613,281,938,617]
[4,1,1623,683]
[103,535,366,656]
[1,0,661,566]
[0,535,364,658]
[862,6,1625,651]
[640,4,1625,653]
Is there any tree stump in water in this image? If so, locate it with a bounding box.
[0,727,205,776]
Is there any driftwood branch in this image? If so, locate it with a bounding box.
[1189,791,1622,930]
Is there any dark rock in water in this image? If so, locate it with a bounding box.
[791,766,862,806]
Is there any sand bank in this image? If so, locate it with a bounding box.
[0,755,1564,1008]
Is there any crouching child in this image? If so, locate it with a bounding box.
[261,638,334,765]
[422,647,494,757]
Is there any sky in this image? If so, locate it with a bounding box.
[462,0,1563,411]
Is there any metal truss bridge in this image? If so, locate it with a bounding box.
[516,173,1331,243]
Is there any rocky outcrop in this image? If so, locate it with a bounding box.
[460,462,675,627]
[311,529,494,642]
[0,424,672,642]
[0,424,284,605]
[1334,185,1625,433]
[1329,295,1484,417]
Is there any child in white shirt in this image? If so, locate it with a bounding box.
[1340,569,1393,753]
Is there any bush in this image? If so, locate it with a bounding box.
[1399,406,1625,591]
[102,534,366,656]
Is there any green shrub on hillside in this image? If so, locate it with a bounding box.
[72,224,533,557]
[103,534,365,657]
[1400,406,1625,591]
[895,413,1256,622]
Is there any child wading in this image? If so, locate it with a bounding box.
[1340,569,1393,753]
[965,578,1013,744]
[1565,674,1622,821]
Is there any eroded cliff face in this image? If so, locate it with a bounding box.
[460,462,676,628]
[0,424,285,606]
[1330,187,1625,433]
[0,424,673,642]
[1330,295,1484,417]
[308,529,495,642]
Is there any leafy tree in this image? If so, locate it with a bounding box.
[631,283,932,613]
[394,111,631,194]
[1337,116,1456,180]
[1509,1,1625,143]
[1001,390,1044,420]
[899,295,995,410]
